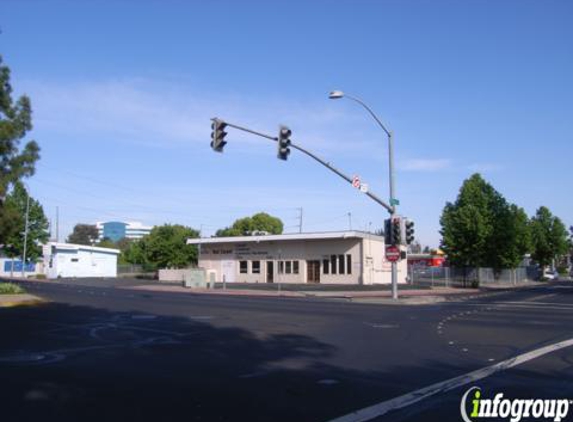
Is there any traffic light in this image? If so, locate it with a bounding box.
[392,217,401,245]
[384,218,392,245]
[277,126,291,160]
[405,219,415,244]
[210,118,228,152]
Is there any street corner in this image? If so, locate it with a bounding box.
[0,294,47,308]
[350,295,447,306]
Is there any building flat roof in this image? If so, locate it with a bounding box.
[186,231,385,245]
[48,242,121,255]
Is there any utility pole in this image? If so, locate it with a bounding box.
[56,206,59,243]
[21,192,30,278]
[297,208,303,233]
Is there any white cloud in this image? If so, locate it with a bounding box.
[23,78,380,155]
[400,158,452,172]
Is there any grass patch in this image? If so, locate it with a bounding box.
[0,283,25,295]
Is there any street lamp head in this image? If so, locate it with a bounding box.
[328,90,345,99]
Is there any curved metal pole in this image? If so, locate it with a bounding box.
[344,94,391,137]
[339,93,399,300]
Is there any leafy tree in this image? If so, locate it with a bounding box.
[0,56,41,248]
[492,205,532,270]
[96,238,117,250]
[139,224,199,269]
[67,224,99,245]
[530,206,569,269]
[440,173,533,272]
[440,174,501,268]
[216,212,283,237]
[3,182,49,262]
[111,237,147,266]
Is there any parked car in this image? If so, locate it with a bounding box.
[542,269,558,280]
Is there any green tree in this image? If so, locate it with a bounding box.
[0,56,41,248]
[216,212,283,237]
[530,206,569,269]
[96,238,117,250]
[3,182,49,262]
[112,237,148,266]
[440,173,532,272]
[67,224,99,245]
[440,174,500,268]
[493,205,532,270]
[139,224,199,269]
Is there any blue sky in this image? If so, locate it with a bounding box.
[1,0,571,246]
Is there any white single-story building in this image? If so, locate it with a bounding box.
[43,242,120,279]
[187,231,407,285]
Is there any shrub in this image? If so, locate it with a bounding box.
[0,283,25,294]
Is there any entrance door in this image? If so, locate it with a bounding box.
[266,261,274,283]
[306,260,320,284]
[221,260,235,283]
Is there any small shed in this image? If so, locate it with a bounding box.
[43,242,120,279]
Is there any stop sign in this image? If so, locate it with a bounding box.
[385,245,401,262]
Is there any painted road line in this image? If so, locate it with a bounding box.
[326,337,573,422]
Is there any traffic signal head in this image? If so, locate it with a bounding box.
[392,217,401,245]
[405,219,415,244]
[210,118,228,152]
[277,126,291,160]
[384,218,393,245]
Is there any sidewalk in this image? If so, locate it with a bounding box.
[0,294,45,308]
[122,283,481,303]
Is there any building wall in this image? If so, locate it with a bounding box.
[96,221,152,241]
[362,238,408,284]
[0,258,42,278]
[197,236,408,285]
[45,247,118,278]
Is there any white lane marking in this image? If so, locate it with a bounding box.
[326,337,573,422]
[493,301,573,307]
[524,293,558,302]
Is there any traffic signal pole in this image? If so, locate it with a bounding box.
[212,118,394,213]
[211,117,402,299]
[388,130,398,300]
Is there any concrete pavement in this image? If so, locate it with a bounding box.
[0,279,571,421]
[0,293,44,308]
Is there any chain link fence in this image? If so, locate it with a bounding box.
[408,265,541,288]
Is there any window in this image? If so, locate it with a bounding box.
[239,261,248,274]
[71,258,79,263]
[285,261,292,274]
[252,261,260,274]
[331,255,337,274]
[293,261,299,274]
[338,254,345,274]
[323,259,329,274]
[278,261,284,274]
[346,254,352,274]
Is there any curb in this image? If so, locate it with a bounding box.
[0,295,46,308]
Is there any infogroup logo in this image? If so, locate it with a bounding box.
[460,387,572,422]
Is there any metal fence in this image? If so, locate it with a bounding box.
[117,264,152,276]
[408,265,541,288]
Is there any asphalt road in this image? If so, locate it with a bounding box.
[1,280,572,422]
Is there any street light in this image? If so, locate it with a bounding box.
[329,90,399,299]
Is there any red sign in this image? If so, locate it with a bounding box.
[352,175,360,189]
[385,245,401,262]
